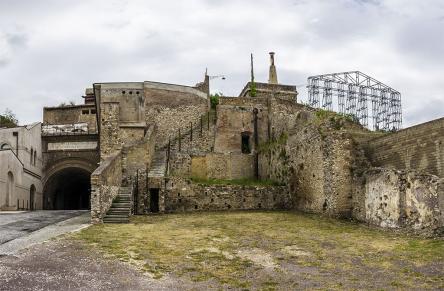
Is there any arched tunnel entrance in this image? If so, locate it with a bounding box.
[43,167,91,210]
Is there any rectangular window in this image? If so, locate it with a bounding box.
[90,109,96,114]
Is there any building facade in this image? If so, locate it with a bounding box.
[0,123,43,210]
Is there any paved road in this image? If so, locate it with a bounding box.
[0,210,88,245]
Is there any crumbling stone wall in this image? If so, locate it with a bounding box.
[121,126,156,213]
[163,177,291,212]
[90,151,122,224]
[144,83,208,148]
[363,168,443,232]
[259,102,363,217]
[43,104,97,132]
[366,117,444,177]
[239,82,298,102]
[214,97,269,154]
[100,102,121,159]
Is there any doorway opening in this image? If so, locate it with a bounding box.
[30,184,36,210]
[149,188,159,213]
[241,132,251,154]
[6,171,14,207]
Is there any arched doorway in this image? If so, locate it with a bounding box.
[6,171,14,207]
[30,184,36,211]
[43,167,91,210]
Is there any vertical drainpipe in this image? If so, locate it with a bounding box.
[253,108,259,180]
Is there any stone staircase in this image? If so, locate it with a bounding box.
[103,186,132,223]
[148,150,167,178]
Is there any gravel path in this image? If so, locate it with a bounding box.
[0,239,178,291]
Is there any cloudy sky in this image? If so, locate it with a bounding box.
[0,0,443,127]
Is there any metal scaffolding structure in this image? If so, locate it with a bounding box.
[307,71,402,131]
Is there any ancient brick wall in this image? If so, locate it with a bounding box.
[163,177,291,212]
[362,168,443,232]
[366,117,444,177]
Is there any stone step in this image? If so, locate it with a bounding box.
[107,210,130,214]
[112,203,131,208]
[104,213,129,217]
[103,218,129,224]
[115,197,131,201]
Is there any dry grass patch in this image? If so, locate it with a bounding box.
[73,211,444,290]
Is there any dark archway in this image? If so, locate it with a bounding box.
[43,167,91,210]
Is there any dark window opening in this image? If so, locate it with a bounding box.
[149,188,160,213]
[90,109,96,114]
[241,133,251,154]
[122,91,126,94]
[82,109,89,115]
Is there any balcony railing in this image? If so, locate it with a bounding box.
[42,122,97,136]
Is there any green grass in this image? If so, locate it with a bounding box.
[73,211,444,290]
[190,177,282,186]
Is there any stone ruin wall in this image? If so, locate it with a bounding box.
[162,177,292,213]
[90,151,122,224]
[259,99,357,217]
[144,87,208,148]
[362,168,443,232]
[256,99,443,232]
[99,102,121,159]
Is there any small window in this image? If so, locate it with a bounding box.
[241,132,251,154]
[30,148,33,163]
[122,91,126,94]
[82,109,89,115]
[136,91,140,94]
[90,109,96,114]
[129,91,133,95]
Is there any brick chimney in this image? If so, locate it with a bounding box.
[268,52,278,84]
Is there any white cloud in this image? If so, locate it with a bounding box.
[0,0,443,127]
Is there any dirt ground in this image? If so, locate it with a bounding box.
[1,211,443,290]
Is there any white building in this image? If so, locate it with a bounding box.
[0,123,43,210]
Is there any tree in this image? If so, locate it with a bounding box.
[210,93,221,110]
[0,108,19,128]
